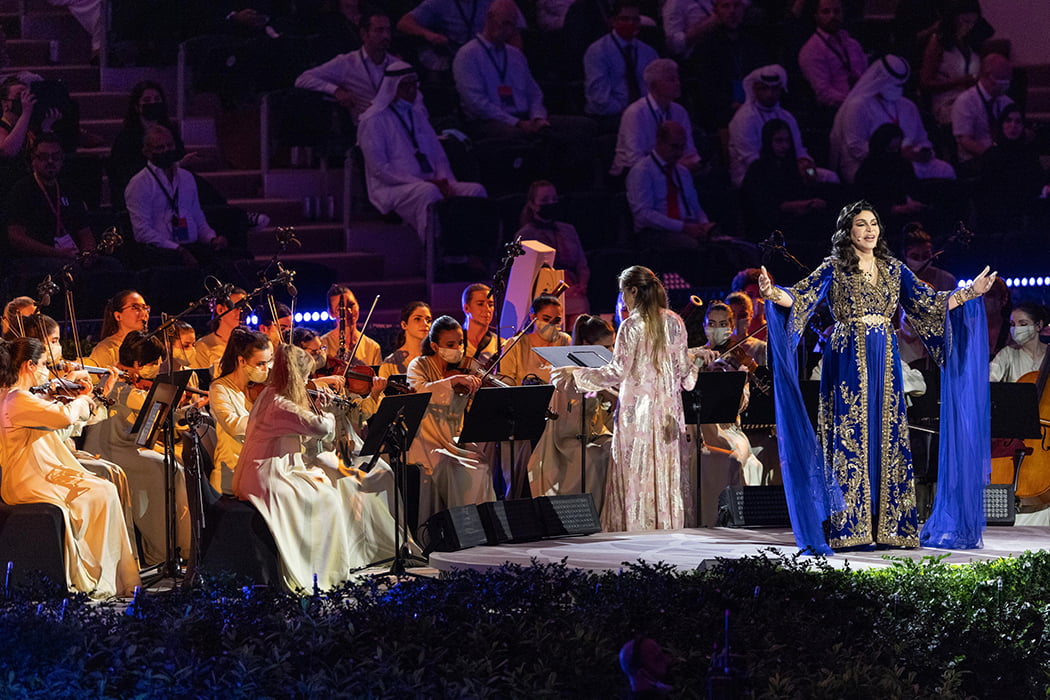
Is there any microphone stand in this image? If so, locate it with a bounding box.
[488,236,525,374]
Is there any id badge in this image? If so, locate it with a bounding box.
[414,150,434,174]
[497,84,515,110]
[172,215,189,243]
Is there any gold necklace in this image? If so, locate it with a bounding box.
[860,257,876,280]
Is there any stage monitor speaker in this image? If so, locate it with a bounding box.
[717,486,790,528]
[422,505,488,554]
[534,494,601,537]
[984,484,1015,526]
[478,499,546,545]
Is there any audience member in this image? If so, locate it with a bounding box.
[294,11,395,125]
[311,0,365,59]
[398,0,522,71]
[537,0,574,31]
[728,64,835,187]
[977,105,1049,238]
[4,134,103,272]
[124,125,230,268]
[515,180,591,318]
[797,0,867,111]
[562,0,618,81]
[853,123,928,221]
[830,55,955,183]
[108,80,185,210]
[582,0,657,122]
[740,118,829,242]
[919,0,982,126]
[662,0,715,60]
[690,0,769,130]
[0,76,60,191]
[612,59,698,177]
[358,62,486,240]
[951,52,1013,167]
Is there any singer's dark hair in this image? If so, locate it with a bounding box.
[829,200,891,275]
[422,316,462,357]
[117,330,166,367]
[217,327,271,379]
[0,337,43,387]
[101,290,144,339]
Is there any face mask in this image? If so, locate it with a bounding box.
[706,327,732,346]
[246,365,269,384]
[141,102,167,121]
[536,203,559,221]
[437,346,464,364]
[537,322,560,342]
[879,84,903,102]
[151,149,180,169]
[139,363,160,380]
[1011,325,1036,345]
[49,343,64,363]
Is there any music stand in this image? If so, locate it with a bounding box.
[533,345,614,501]
[459,385,556,499]
[130,370,192,582]
[358,392,432,575]
[682,371,747,527]
[990,382,1043,499]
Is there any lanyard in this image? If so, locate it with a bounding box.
[389,104,420,149]
[646,96,668,125]
[359,50,385,93]
[651,154,691,217]
[479,36,508,83]
[34,173,64,241]
[146,165,179,214]
[816,29,851,73]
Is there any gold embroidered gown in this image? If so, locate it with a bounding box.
[779,257,949,548]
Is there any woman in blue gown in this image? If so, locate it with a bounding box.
[758,201,996,553]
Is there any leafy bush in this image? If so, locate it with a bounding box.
[0,549,1048,698]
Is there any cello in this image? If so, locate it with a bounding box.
[990,346,1050,506]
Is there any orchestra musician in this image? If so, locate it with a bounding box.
[89,289,151,368]
[209,328,273,494]
[0,336,140,597]
[255,302,292,346]
[2,296,37,339]
[461,283,501,367]
[321,284,383,368]
[97,330,192,566]
[232,343,398,591]
[194,286,247,376]
[379,301,432,378]
[406,315,491,531]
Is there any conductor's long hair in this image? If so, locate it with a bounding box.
[271,343,313,409]
[619,265,668,357]
[829,200,892,275]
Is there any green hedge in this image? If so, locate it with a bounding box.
[0,549,1048,698]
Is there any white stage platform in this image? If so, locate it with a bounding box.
[427,526,1050,574]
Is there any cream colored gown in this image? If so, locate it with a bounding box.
[0,390,140,597]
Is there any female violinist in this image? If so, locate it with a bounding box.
[89,289,151,368]
[232,343,398,590]
[0,337,140,597]
[379,301,432,378]
[406,315,489,531]
[2,295,37,339]
[97,330,192,566]
[209,328,273,494]
[989,302,1048,383]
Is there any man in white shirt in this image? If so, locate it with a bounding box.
[397,0,523,70]
[727,64,837,187]
[830,55,955,184]
[358,62,486,240]
[294,11,395,125]
[626,121,714,248]
[582,0,658,120]
[124,124,228,268]
[662,0,715,60]
[952,52,1013,167]
[611,58,698,176]
[798,0,867,110]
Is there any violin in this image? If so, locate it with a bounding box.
[49,360,130,381]
[29,377,89,402]
[445,356,511,394]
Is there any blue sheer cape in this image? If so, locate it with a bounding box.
[919,299,990,549]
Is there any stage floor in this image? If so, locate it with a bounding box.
[427,526,1050,574]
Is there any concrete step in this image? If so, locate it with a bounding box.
[198,169,264,200]
[253,251,389,282]
[1021,64,1050,87]
[19,11,88,43]
[72,92,135,120]
[249,222,344,256]
[228,197,304,227]
[1026,87,1050,113]
[76,144,223,167]
[6,64,99,91]
[7,38,50,65]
